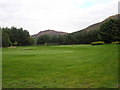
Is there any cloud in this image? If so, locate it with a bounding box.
[0,0,118,35]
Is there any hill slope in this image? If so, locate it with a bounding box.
[31,14,119,38]
[77,14,119,32]
[32,30,68,38]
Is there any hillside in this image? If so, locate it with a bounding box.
[31,30,68,38]
[31,14,119,38]
[76,14,119,32]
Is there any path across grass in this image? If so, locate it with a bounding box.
[2,44,118,88]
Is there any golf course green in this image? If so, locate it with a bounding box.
[2,44,118,88]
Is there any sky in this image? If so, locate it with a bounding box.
[0,0,118,35]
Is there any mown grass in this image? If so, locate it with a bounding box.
[2,44,118,88]
[0,48,2,89]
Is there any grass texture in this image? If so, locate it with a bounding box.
[2,44,118,88]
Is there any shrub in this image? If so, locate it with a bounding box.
[91,41,104,45]
[112,41,120,44]
[13,41,18,46]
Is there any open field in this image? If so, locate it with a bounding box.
[0,48,2,89]
[2,44,118,88]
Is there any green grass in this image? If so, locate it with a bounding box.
[2,44,118,88]
[0,48,2,89]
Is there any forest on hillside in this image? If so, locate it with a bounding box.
[1,19,120,47]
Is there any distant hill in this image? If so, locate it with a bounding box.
[31,30,68,38]
[76,14,119,32]
[31,14,119,38]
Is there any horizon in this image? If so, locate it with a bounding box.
[0,0,118,35]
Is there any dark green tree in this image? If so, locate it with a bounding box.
[1,26,34,47]
[37,35,50,44]
[57,35,64,45]
[29,37,35,45]
[50,35,58,45]
[2,30,11,47]
[64,34,76,45]
[99,19,120,43]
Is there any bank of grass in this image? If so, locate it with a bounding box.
[2,44,118,88]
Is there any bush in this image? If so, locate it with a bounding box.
[112,41,120,44]
[91,41,104,45]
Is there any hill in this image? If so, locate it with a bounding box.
[31,14,119,38]
[75,14,119,32]
[31,30,68,38]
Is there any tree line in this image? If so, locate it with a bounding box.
[37,19,120,45]
[1,19,120,47]
[36,29,100,45]
[1,27,34,47]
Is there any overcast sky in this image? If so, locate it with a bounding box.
[0,0,118,35]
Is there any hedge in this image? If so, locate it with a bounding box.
[91,41,104,45]
[112,41,120,44]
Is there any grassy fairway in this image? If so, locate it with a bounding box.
[2,44,118,88]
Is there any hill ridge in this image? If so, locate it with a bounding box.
[32,29,68,38]
[78,14,119,32]
[32,14,119,38]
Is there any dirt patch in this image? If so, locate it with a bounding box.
[8,46,16,48]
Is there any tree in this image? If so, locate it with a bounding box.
[57,35,64,45]
[2,30,11,47]
[0,28,2,47]
[50,35,58,45]
[64,34,76,45]
[99,19,120,43]
[37,35,50,45]
[1,26,33,47]
[13,41,18,46]
[29,37,35,45]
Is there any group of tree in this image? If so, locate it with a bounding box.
[99,19,120,43]
[1,27,34,47]
[36,30,100,45]
[1,19,120,47]
[37,19,120,45]
[36,35,64,45]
